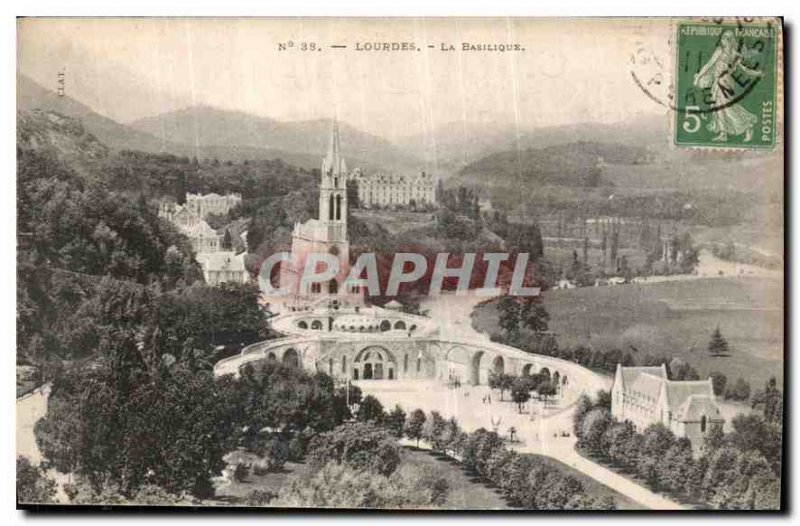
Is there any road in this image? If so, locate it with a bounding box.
[16,385,70,503]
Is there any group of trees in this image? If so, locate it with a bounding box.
[486,371,558,411]
[496,294,550,340]
[277,420,449,509]
[17,149,203,367]
[32,355,361,503]
[342,396,616,510]
[459,428,615,510]
[573,384,782,510]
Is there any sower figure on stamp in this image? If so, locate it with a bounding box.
[693,30,763,143]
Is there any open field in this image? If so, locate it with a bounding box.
[401,448,512,510]
[474,276,783,388]
[352,209,436,236]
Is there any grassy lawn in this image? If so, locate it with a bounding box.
[474,276,783,388]
[402,447,645,510]
[352,209,436,237]
[401,447,512,510]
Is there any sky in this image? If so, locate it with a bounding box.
[18,18,670,142]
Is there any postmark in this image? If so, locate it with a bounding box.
[673,21,778,149]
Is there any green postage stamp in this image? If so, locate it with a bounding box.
[674,21,778,149]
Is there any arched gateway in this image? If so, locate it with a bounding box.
[353,346,396,380]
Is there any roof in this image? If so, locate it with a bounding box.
[183,219,217,238]
[620,365,666,388]
[666,380,714,412]
[383,300,403,309]
[630,373,664,400]
[196,251,246,272]
[616,364,722,422]
[675,394,724,422]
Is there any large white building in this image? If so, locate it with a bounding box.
[349,169,437,208]
[184,192,242,220]
[611,364,724,454]
[159,192,250,286]
[196,251,248,286]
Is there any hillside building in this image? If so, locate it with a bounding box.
[349,169,437,208]
[196,251,249,286]
[184,192,242,220]
[611,364,725,454]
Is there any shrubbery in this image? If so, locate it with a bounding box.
[572,388,782,510]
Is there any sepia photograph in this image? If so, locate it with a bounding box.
[15,16,784,511]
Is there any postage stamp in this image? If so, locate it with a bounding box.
[673,21,778,149]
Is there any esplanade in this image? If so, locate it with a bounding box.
[213,297,606,405]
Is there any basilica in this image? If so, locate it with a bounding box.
[279,117,354,297]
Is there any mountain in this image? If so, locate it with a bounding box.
[129,105,424,173]
[17,76,404,171]
[17,74,181,154]
[17,109,111,179]
[455,141,651,189]
[398,116,667,174]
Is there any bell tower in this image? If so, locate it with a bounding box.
[320,115,348,232]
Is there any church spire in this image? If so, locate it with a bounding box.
[322,112,346,178]
[328,112,341,162]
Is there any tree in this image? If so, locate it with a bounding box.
[603,421,636,466]
[708,327,730,357]
[520,299,549,333]
[17,456,56,504]
[221,229,233,250]
[573,394,594,438]
[726,377,751,402]
[750,377,783,424]
[306,422,401,477]
[710,371,728,396]
[536,381,557,403]
[496,295,521,337]
[595,389,612,409]
[658,438,694,495]
[422,411,447,451]
[729,413,782,473]
[356,395,385,424]
[579,408,612,453]
[461,429,506,476]
[404,409,426,448]
[385,405,406,438]
[511,378,531,412]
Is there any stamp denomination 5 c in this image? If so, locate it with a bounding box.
[674,21,778,149]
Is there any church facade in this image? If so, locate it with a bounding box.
[611,364,725,454]
[280,118,352,297]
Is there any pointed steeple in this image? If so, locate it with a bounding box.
[322,112,346,178]
[328,112,341,162]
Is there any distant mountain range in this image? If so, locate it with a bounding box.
[455,141,652,189]
[17,75,423,172]
[397,116,668,173]
[129,106,424,174]
[19,74,680,180]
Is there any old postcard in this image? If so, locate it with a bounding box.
[16,17,784,511]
